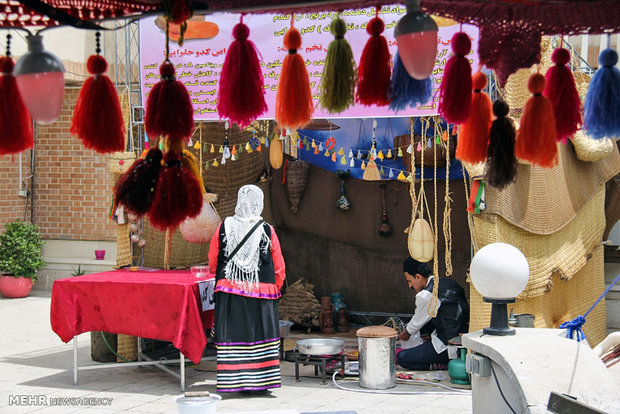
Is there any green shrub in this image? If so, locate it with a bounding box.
[0,220,45,280]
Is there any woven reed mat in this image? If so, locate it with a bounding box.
[141,218,210,269]
[116,222,132,268]
[604,178,620,240]
[116,334,138,362]
[468,246,607,347]
[200,121,270,220]
[481,141,619,235]
[471,185,605,299]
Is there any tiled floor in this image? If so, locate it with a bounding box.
[0,291,472,414]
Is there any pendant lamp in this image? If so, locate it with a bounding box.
[14,33,65,125]
[394,0,438,80]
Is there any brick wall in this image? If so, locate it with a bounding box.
[0,85,117,242]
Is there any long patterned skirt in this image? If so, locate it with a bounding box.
[213,291,281,392]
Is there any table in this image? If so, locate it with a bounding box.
[50,269,215,390]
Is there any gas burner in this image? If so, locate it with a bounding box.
[292,352,346,384]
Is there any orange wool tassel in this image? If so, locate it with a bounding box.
[275,19,313,130]
[456,72,492,164]
[515,73,558,168]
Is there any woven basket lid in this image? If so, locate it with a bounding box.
[356,326,397,338]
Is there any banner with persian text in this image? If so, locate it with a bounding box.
[139,6,479,121]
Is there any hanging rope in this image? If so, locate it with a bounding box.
[443,132,453,277]
[408,118,417,234]
[164,228,171,270]
[428,120,440,317]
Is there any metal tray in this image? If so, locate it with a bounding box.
[296,338,344,356]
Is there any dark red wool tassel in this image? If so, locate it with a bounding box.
[145,61,194,141]
[114,148,163,217]
[71,55,125,153]
[0,56,33,155]
[543,48,582,143]
[515,73,558,168]
[456,71,492,164]
[148,150,202,231]
[438,32,472,124]
[356,16,391,107]
[485,100,517,190]
[217,17,267,128]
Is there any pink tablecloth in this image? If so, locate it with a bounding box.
[50,269,214,364]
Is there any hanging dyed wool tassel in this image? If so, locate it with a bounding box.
[166,138,205,193]
[485,100,517,190]
[148,150,202,230]
[389,52,432,112]
[320,15,356,113]
[356,13,391,106]
[275,16,313,129]
[145,59,194,141]
[543,47,582,143]
[515,73,558,168]
[584,47,620,139]
[162,0,193,46]
[114,148,163,216]
[438,32,472,124]
[456,71,492,164]
[217,15,266,128]
[71,32,125,153]
[0,34,32,156]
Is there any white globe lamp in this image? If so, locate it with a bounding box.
[470,243,529,335]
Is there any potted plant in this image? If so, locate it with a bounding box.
[0,220,45,298]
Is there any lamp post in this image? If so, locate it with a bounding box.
[469,242,530,336]
[13,33,65,125]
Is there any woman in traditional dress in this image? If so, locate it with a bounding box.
[208,184,286,393]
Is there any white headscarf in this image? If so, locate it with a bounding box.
[222,184,270,290]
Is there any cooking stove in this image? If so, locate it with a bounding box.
[290,351,346,385]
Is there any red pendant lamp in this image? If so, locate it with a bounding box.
[394,0,438,80]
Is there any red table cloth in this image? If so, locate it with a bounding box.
[50,269,214,364]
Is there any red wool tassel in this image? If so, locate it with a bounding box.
[438,32,472,124]
[456,71,492,164]
[148,150,202,231]
[543,48,582,143]
[356,16,391,107]
[71,55,125,153]
[515,73,558,168]
[145,61,194,141]
[217,17,267,128]
[275,21,313,130]
[0,56,33,155]
[114,148,163,217]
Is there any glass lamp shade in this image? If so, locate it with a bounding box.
[13,34,65,125]
[395,1,438,80]
[470,242,529,300]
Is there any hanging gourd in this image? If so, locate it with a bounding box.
[270,133,284,169]
[180,193,221,244]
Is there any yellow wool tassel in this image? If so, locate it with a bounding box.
[210,144,215,153]
[361,161,366,170]
[340,156,347,165]
[377,150,384,160]
[397,171,406,180]
[398,147,403,157]
[387,149,392,158]
[212,159,219,167]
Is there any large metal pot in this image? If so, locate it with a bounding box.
[296,338,344,355]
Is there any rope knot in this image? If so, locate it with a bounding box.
[560,315,586,342]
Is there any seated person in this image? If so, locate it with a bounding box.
[396,257,469,370]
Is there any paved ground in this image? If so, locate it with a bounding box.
[0,290,472,414]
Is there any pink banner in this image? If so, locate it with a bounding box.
[139,6,479,121]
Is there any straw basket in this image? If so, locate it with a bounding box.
[468,246,607,347]
[116,334,138,362]
[108,151,137,175]
[571,130,616,162]
[284,160,310,214]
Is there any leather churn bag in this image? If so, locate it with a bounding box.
[180,197,221,244]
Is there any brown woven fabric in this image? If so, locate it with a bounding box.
[271,164,472,314]
[468,246,607,347]
[471,185,606,299]
[482,142,620,235]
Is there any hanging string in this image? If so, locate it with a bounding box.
[408,118,417,234]
[164,228,171,270]
[428,121,440,317]
[443,134,453,277]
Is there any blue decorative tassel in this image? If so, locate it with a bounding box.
[584,48,620,139]
[389,52,432,112]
